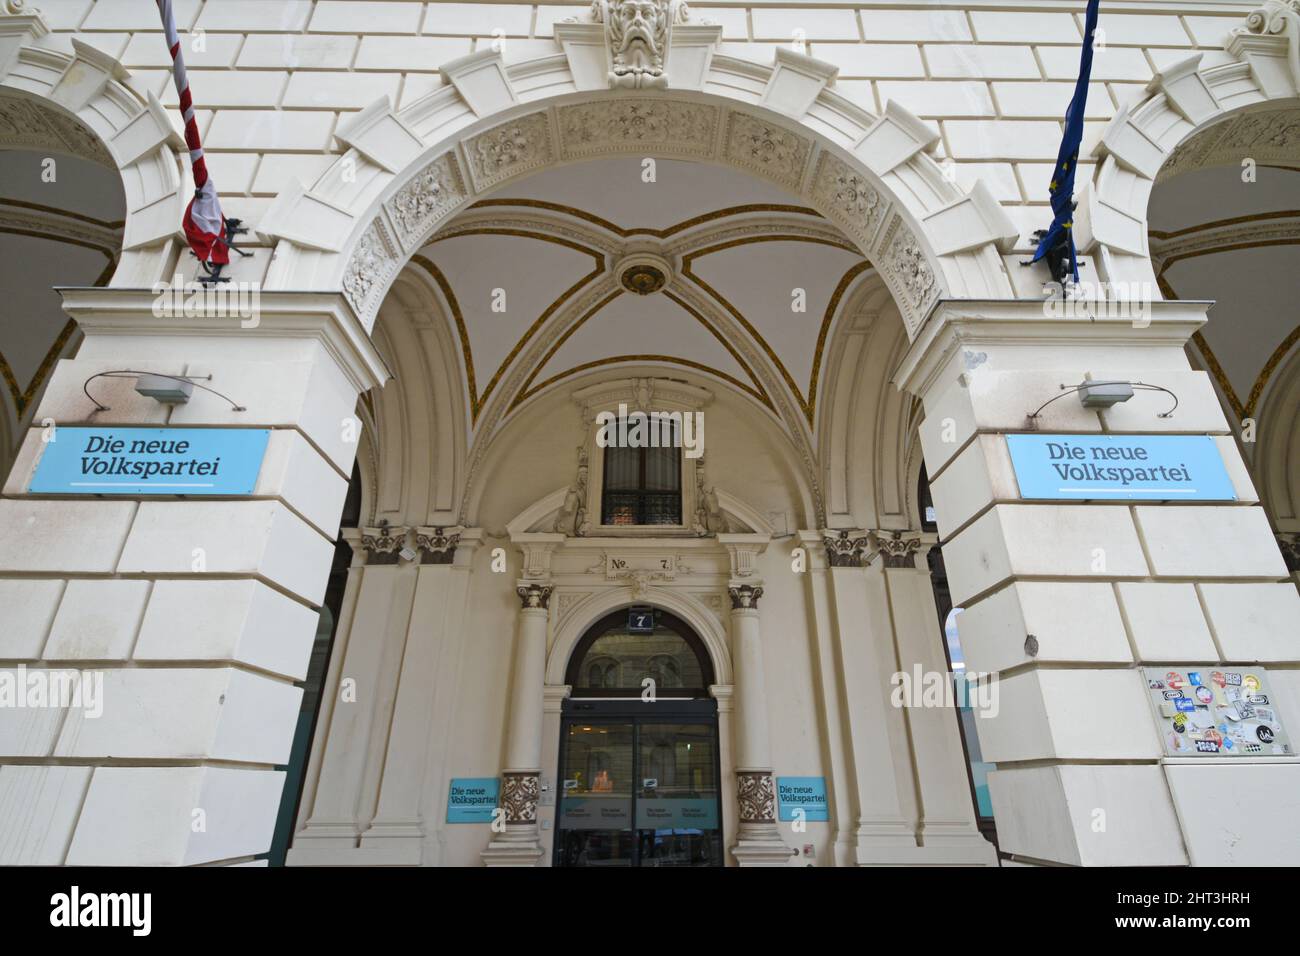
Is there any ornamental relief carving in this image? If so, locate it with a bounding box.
[384,152,466,251]
[463,111,554,191]
[736,771,776,823]
[342,218,399,322]
[557,99,718,160]
[722,112,812,191]
[501,772,540,824]
[0,97,113,167]
[809,151,886,245]
[876,217,937,337]
[1158,109,1300,182]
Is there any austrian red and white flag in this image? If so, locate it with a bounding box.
[157,0,228,265]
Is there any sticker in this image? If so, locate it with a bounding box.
[1195,686,1214,705]
[1148,679,1166,690]
[1255,708,1276,723]
[1257,725,1275,744]
[1242,743,1262,754]
[1195,740,1221,753]
[1243,674,1261,692]
[1210,671,1226,688]
[1225,673,1242,686]
[1249,694,1269,705]
[1222,736,1234,750]
[1189,671,1203,687]
[1175,698,1197,713]
[1172,713,1187,731]
[1166,672,1186,690]
[1236,704,1256,720]
[1163,690,1184,700]
[1168,731,1189,752]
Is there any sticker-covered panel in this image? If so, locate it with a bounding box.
[1144,667,1292,757]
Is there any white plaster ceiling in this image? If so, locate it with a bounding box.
[411,156,872,428]
[1148,163,1300,419]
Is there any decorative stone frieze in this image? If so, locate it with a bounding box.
[341,218,400,323]
[0,96,112,166]
[809,151,886,247]
[557,98,717,159]
[463,111,553,191]
[384,152,466,251]
[722,111,811,191]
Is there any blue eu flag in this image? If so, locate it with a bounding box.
[1031,0,1102,284]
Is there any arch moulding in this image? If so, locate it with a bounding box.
[0,4,187,286]
[257,9,1022,344]
[1077,0,1300,291]
[544,583,734,688]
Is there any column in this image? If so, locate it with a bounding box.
[895,299,1300,866]
[0,289,386,865]
[875,530,997,865]
[821,531,923,864]
[481,581,551,866]
[719,534,791,865]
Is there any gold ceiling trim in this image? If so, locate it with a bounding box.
[510,288,772,410]
[410,227,606,423]
[1148,209,1300,241]
[0,256,111,417]
[466,199,823,239]
[680,234,869,426]
[1160,270,1300,420]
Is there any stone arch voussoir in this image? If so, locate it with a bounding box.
[259,45,1023,342]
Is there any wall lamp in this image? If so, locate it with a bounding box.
[1028,381,1179,422]
[83,370,246,412]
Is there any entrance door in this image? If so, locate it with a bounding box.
[555,698,723,867]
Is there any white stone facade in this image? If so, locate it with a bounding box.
[0,0,1298,867]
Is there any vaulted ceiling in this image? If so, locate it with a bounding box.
[404,156,877,435]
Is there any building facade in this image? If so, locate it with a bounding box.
[0,0,1298,867]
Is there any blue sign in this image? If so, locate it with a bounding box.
[1006,434,1236,501]
[30,427,269,496]
[776,777,828,822]
[446,778,500,823]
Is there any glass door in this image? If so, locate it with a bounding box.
[555,702,723,867]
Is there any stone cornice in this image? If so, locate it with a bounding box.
[894,298,1215,398]
[55,287,392,394]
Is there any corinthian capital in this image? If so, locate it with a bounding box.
[869,530,927,569]
[822,529,872,568]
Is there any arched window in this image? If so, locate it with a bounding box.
[567,608,713,698]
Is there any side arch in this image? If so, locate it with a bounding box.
[1078,2,1300,291]
[0,10,187,285]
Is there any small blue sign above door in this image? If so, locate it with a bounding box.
[776,776,829,822]
[446,778,500,824]
[29,427,269,496]
[1006,434,1236,501]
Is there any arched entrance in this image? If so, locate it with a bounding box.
[555,606,724,867]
